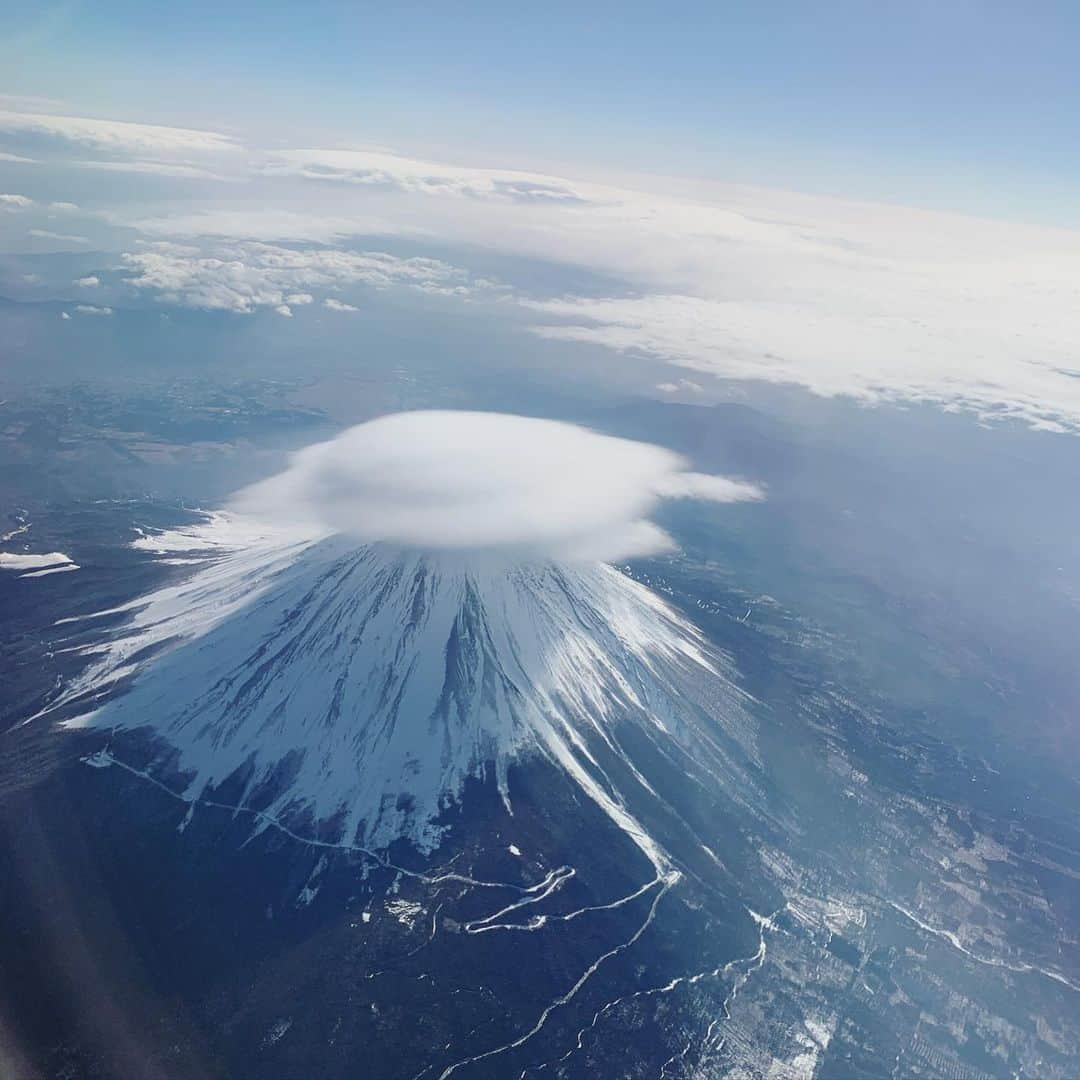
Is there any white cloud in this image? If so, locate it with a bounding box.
[74,304,112,316]
[231,411,762,562]
[137,239,200,255]
[29,228,88,243]
[1,194,81,220]
[656,379,703,394]
[120,241,480,313]
[252,148,1080,433]
[129,208,411,243]
[526,282,1080,432]
[9,104,1079,433]
[323,298,359,312]
[264,148,589,204]
[274,304,293,317]
[0,110,239,155]
[60,311,70,319]
[74,275,100,287]
[74,159,236,180]
[0,151,37,164]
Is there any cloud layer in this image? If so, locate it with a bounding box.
[263,148,589,203]
[246,149,1080,432]
[5,104,1080,432]
[230,411,762,562]
[0,109,239,154]
[526,287,1080,432]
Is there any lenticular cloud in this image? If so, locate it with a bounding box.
[231,410,761,562]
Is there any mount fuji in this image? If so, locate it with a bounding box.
[43,411,765,874]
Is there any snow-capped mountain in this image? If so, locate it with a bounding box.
[50,514,756,863]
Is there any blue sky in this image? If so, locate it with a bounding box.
[4,1,1079,222]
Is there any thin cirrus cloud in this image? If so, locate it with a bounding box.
[129,208,412,243]
[29,228,88,244]
[0,109,240,155]
[230,410,763,563]
[262,148,590,204]
[1,194,79,211]
[73,159,237,181]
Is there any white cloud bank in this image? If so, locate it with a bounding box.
[263,148,588,203]
[11,108,1080,432]
[252,147,1080,432]
[129,208,405,243]
[74,158,236,181]
[29,228,88,244]
[231,411,762,562]
[0,109,239,155]
[120,241,478,313]
[526,287,1080,433]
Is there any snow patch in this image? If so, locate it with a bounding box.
[262,1018,292,1048]
[385,898,423,929]
[0,551,74,571]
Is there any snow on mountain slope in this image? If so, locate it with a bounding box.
[54,518,754,862]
